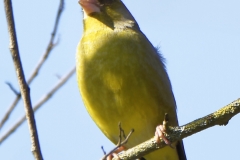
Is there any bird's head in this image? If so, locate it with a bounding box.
[79,0,139,30]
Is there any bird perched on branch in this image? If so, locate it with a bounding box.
[76,0,186,159]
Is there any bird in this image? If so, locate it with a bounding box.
[76,0,187,159]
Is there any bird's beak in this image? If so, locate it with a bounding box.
[79,0,101,18]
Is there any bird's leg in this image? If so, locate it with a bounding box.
[154,113,174,148]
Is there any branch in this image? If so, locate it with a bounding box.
[0,0,65,131]
[102,123,134,160]
[4,0,43,159]
[27,0,64,84]
[5,82,20,95]
[0,66,76,144]
[112,98,240,160]
[0,93,21,130]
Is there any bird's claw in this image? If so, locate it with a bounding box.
[106,146,124,160]
[154,124,174,148]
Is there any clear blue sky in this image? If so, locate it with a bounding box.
[0,0,240,159]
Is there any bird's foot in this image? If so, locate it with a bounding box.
[154,124,170,145]
[101,123,134,160]
[106,146,124,160]
[154,113,174,148]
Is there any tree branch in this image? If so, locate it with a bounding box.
[112,98,240,160]
[0,66,76,144]
[27,0,64,84]
[0,0,65,131]
[4,0,43,159]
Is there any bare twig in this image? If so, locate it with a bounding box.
[101,146,107,155]
[0,66,75,144]
[117,122,123,146]
[121,129,134,145]
[5,82,20,95]
[102,123,134,160]
[0,0,65,131]
[162,113,169,132]
[27,0,64,84]
[112,98,240,160]
[161,113,174,149]
[0,94,21,130]
[4,0,43,159]
[0,83,21,131]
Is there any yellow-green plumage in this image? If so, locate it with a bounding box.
[77,0,186,159]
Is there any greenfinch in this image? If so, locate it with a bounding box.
[76,0,186,159]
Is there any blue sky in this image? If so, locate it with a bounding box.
[0,0,240,159]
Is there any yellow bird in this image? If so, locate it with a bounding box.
[76,0,186,159]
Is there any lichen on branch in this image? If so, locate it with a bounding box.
[112,98,240,160]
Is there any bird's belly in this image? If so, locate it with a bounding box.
[78,53,171,144]
[76,31,179,160]
[79,61,161,145]
[78,62,179,160]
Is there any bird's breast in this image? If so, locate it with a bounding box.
[76,29,177,147]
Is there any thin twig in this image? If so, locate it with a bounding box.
[101,146,107,155]
[101,123,134,160]
[4,0,43,159]
[117,122,123,146]
[161,113,174,149]
[5,82,20,95]
[27,0,64,84]
[0,82,21,130]
[162,113,169,132]
[0,0,65,131]
[0,66,75,144]
[121,129,134,146]
[112,98,240,160]
[0,94,21,130]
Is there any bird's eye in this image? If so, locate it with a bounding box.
[98,0,114,6]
